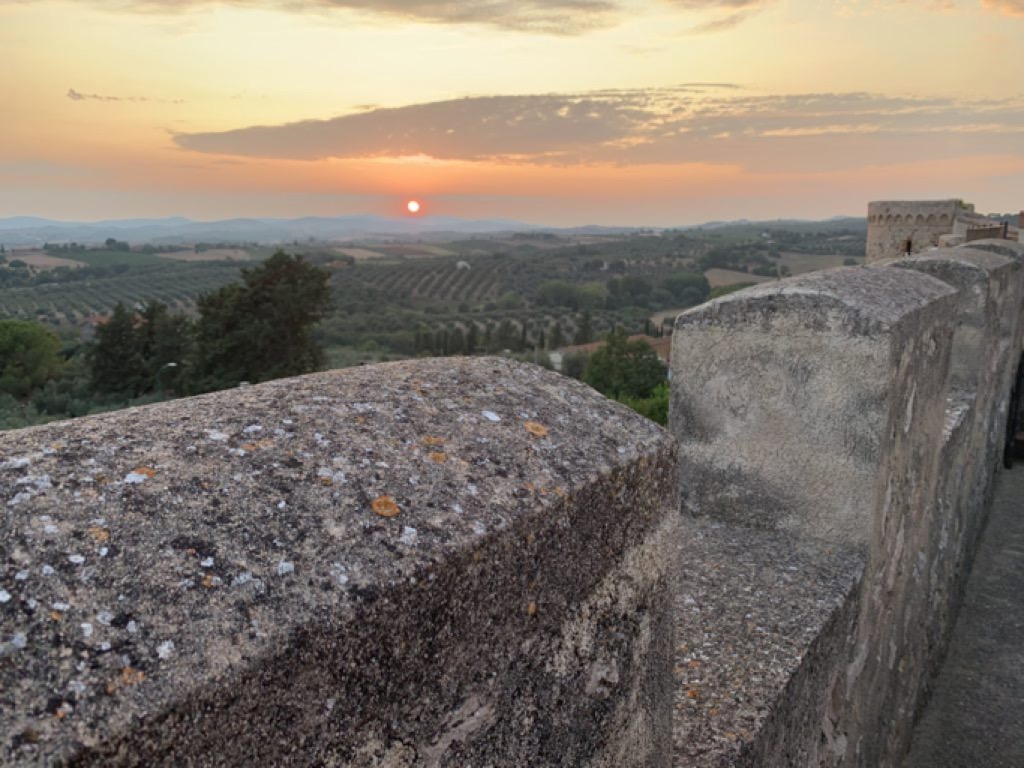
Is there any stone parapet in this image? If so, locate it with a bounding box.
[0,358,678,767]
[670,257,1020,766]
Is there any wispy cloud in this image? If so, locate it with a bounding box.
[687,12,752,32]
[22,0,621,34]
[173,87,1024,173]
[67,88,183,104]
[67,87,145,103]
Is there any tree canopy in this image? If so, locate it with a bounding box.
[0,320,63,398]
[583,327,666,401]
[192,251,331,391]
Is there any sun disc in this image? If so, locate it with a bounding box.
[407,200,421,214]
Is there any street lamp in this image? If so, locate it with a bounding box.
[156,362,178,398]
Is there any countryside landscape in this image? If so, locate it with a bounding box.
[0,215,866,429]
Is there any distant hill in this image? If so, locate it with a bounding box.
[0,214,867,246]
[0,215,542,246]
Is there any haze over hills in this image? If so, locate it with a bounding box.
[0,214,866,246]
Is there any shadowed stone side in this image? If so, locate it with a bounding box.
[905,468,1024,768]
[0,358,677,767]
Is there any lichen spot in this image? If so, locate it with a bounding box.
[524,421,549,438]
[372,495,401,518]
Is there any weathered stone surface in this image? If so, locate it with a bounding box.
[672,520,864,767]
[668,260,1023,767]
[955,238,1024,268]
[884,248,1018,390]
[0,358,678,767]
[671,266,957,548]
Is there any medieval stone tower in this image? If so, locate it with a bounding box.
[866,199,967,262]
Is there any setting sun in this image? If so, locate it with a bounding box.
[407,200,421,214]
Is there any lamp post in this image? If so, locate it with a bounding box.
[156,362,178,398]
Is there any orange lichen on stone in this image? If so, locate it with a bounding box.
[524,421,549,438]
[132,467,158,479]
[527,601,538,617]
[87,527,110,543]
[202,574,216,589]
[372,496,401,518]
[422,436,446,447]
[429,452,448,464]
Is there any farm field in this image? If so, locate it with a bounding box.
[158,248,253,262]
[334,247,394,261]
[8,250,85,270]
[0,262,246,323]
[52,249,168,268]
[704,268,774,287]
[779,252,860,274]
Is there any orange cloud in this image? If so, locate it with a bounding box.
[173,88,1024,175]
[981,0,1024,14]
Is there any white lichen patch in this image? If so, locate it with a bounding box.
[0,590,11,603]
[16,475,52,491]
[276,561,295,576]
[482,411,502,423]
[156,640,175,660]
[399,527,419,546]
[123,472,150,484]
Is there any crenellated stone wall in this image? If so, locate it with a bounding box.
[671,239,1024,767]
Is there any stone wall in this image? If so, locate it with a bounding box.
[0,359,678,767]
[867,200,964,262]
[671,240,1024,767]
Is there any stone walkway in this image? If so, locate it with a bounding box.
[905,467,1024,768]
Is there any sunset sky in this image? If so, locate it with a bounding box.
[1,0,1022,226]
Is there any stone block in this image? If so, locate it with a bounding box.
[670,266,957,549]
[0,358,677,767]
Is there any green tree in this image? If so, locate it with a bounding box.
[577,282,609,311]
[618,381,669,426]
[573,310,594,345]
[562,351,589,380]
[137,302,193,394]
[548,322,565,350]
[192,252,331,391]
[0,320,63,398]
[89,304,145,396]
[583,328,667,401]
[663,273,710,304]
[536,280,579,309]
